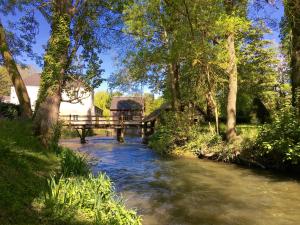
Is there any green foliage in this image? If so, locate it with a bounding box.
[35,13,71,110]
[0,66,11,96]
[0,120,141,224]
[255,105,300,167]
[59,148,90,177]
[42,174,141,225]
[94,91,112,117]
[182,127,223,155]
[144,93,164,116]
[0,102,20,119]
[148,111,194,154]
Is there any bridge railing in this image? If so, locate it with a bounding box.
[59,115,143,127]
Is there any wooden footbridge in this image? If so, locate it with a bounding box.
[60,114,154,143]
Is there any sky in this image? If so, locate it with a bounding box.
[2,0,285,94]
[3,9,117,92]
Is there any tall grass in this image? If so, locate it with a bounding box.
[43,173,141,224]
[40,147,142,224]
[59,148,90,177]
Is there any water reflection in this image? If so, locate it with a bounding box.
[61,137,300,225]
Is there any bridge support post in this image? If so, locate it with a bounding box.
[76,125,88,144]
[116,128,124,143]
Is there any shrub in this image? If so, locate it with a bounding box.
[182,127,223,155]
[59,148,90,177]
[254,105,300,167]
[0,102,20,119]
[43,174,141,225]
[41,148,142,224]
[148,111,194,154]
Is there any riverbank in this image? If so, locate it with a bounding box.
[0,120,141,225]
[148,122,300,173]
[59,135,300,225]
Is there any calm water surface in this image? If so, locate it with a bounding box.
[61,137,300,225]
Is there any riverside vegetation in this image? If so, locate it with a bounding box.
[0,120,141,225]
[106,0,300,172]
[148,105,300,171]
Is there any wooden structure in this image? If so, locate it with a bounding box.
[60,114,143,143]
[110,96,144,119]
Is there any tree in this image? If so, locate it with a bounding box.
[121,0,185,111]
[283,0,300,113]
[143,93,164,116]
[33,0,121,146]
[220,0,248,141]
[0,7,38,118]
[94,91,111,117]
[237,23,279,122]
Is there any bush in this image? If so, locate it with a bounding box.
[182,127,223,155]
[59,148,90,177]
[0,102,20,119]
[254,105,300,168]
[148,111,259,162]
[43,174,141,225]
[38,147,142,224]
[148,111,194,154]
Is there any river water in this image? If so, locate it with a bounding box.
[61,137,300,225]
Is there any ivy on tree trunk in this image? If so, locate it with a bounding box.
[34,9,71,147]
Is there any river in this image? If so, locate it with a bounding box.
[61,137,300,225]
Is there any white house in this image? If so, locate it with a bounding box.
[10,74,98,116]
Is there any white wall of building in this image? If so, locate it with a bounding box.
[60,91,94,116]
[10,86,39,110]
[10,86,95,116]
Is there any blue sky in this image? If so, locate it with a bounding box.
[2,1,285,93]
[3,9,116,92]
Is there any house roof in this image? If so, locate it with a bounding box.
[18,74,88,88]
[0,95,10,103]
[22,73,41,86]
[110,96,144,111]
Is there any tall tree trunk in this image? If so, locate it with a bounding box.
[286,0,300,112]
[204,64,219,134]
[0,21,32,119]
[206,91,219,134]
[33,6,71,147]
[226,32,238,141]
[168,62,181,111]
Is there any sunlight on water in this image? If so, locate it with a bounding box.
[61,137,300,225]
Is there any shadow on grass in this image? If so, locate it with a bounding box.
[0,120,93,225]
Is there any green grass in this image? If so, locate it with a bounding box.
[0,120,60,225]
[0,120,141,225]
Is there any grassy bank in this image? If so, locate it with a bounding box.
[148,122,258,161]
[148,110,300,171]
[0,120,141,225]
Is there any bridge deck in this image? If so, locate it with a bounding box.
[60,115,144,129]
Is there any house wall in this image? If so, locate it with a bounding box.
[10,86,95,115]
[10,86,39,110]
[60,91,94,116]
